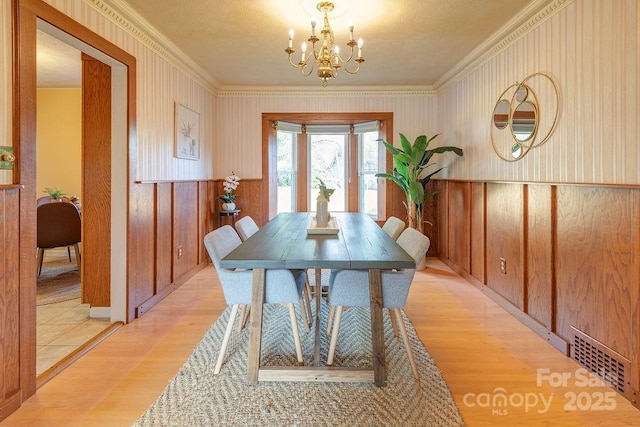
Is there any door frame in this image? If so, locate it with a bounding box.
[13,0,136,401]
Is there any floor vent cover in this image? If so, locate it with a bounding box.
[571,327,629,395]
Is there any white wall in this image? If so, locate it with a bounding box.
[4,0,637,186]
[440,0,639,184]
[216,0,639,185]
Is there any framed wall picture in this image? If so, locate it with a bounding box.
[174,102,200,160]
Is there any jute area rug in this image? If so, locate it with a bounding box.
[134,298,466,426]
[37,256,81,306]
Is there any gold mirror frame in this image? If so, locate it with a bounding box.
[491,73,559,162]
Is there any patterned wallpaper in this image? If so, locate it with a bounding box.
[439,0,639,184]
[2,0,637,185]
[215,92,439,179]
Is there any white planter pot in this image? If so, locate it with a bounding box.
[222,202,236,211]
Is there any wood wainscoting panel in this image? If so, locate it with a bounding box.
[172,182,199,280]
[203,181,216,263]
[0,188,21,414]
[129,183,156,320]
[198,182,212,264]
[526,184,553,329]
[485,183,524,309]
[447,182,470,272]
[423,181,438,257]
[470,182,485,283]
[556,186,640,361]
[435,180,448,259]
[237,179,266,225]
[214,179,266,226]
[156,183,172,292]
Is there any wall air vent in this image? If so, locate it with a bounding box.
[571,327,629,396]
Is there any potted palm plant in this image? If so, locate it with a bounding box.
[43,187,67,201]
[376,133,463,235]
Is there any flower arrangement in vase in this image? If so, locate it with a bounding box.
[218,172,240,211]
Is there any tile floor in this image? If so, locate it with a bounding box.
[36,251,112,376]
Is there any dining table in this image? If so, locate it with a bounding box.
[219,212,416,386]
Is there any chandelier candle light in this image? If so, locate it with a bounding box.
[285,1,364,87]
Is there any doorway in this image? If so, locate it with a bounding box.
[35,18,129,323]
[13,0,135,403]
[34,28,115,379]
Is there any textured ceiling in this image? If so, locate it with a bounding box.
[37,30,81,88]
[38,0,540,89]
[119,0,533,89]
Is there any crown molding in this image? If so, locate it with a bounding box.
[85,0,571,97]
[435,0,573,92]
[86,0,219,95]
[217,85,436,97]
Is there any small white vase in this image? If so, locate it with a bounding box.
[222,202,236,211]
[316,192,329,227]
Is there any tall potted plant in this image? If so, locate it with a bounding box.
[376,133,463,234]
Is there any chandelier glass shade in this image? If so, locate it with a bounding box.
[285,1,364,87]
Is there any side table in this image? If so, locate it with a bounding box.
[218,209,240,228]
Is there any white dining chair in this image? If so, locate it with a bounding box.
[204,225,312,374]
[235,215,313,319]
[381,216,406,241]
[235,216,260,241]
[325,227,430,379]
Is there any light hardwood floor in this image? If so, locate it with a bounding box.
[4,259,640,426]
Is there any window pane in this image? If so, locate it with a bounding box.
[361,132,379,172]
[359,131,380,217]
[309,134,346,212]
[277,131,295,213]
[360,174,379,216]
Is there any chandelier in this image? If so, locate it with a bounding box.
[285,1,364,87]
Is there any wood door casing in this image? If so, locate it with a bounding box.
[12,0,137,412]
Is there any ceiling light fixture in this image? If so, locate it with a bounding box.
[285,1,364,87]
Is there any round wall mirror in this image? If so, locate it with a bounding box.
[511,101,537,142]
[515,85,528,102]
[491,73,559,162]
[493,99,510,130]
[511,143,523,159]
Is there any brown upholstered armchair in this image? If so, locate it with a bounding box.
[36,201,82,276]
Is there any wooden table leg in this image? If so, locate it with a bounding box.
[313,267,322,367]
[369,268,387,386]
[247,268,265,384]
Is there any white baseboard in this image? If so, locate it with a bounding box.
[89,306,111,319]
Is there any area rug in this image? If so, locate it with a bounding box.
[133,299,466,426]
[37,257,81,306]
